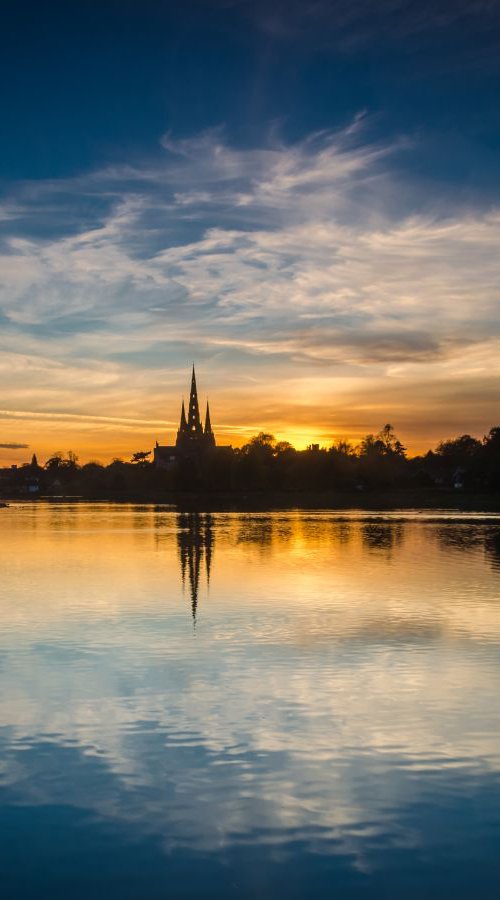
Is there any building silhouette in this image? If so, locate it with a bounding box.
[154,366,228,469]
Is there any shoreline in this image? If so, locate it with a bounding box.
[3,489,500,513]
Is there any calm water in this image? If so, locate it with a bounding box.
[1,503,500,899]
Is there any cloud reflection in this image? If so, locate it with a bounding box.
[1,506,500,886]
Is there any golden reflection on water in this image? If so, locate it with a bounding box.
[1,504,500,643]
[1,502,500,870]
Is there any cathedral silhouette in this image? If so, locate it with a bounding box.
[154,366,229,468]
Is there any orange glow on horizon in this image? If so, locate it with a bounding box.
[1,367,496,467]
[0,415,481,468]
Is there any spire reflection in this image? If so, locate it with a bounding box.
[177,513,214,623]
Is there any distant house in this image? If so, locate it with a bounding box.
[154,366,231,469]
[0,465,17,493]
[0,461,40,496]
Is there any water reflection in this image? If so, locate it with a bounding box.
[485,527,500,572]
[177,513,214,622]
[361,522,404,553]
[434,524,484,553]
[1,505,500,899]
[235,515,294,553]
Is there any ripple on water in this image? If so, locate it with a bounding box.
[1,504,500,898]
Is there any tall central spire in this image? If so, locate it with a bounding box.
[187,364,203,435]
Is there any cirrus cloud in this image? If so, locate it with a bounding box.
[0,122,499,458]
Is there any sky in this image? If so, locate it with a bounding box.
[1,0,500,464]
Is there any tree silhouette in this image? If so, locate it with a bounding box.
[131,451,152,465]
[23,421,500,498]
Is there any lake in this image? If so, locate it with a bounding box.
[1,502,500,898]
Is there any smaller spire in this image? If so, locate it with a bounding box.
[204,400,215,447]
[176,399,188,446]
[204,401,212,434]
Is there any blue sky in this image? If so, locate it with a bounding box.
[1,0,500,460]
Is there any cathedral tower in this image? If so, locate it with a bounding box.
[154,366,228,469]
[176,366,210,452]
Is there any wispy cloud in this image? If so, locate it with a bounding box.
[0,442,29,449]
[239,0,500,48]
[302,0,498,31]
[1,122,499,458]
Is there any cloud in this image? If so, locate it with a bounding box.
[0,442,29,449]
[1,122,500,456]
[238,0,500,48]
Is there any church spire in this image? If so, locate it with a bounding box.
[204,401,212,433]
[157,366,220,468]
[176,398,188,445]
[204,401,215,447]
[187,365,202,436]
[175,366,216,452]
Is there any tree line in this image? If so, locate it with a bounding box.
[5,424,500,497]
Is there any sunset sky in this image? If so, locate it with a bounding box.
[2,0,500,464]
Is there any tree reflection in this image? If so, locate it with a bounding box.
[177,513,214,623]
[235,515,294,555]
[485,528,500,573]
[433,524,500,573]
[361,522,404,553]
[434,525,483,554]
